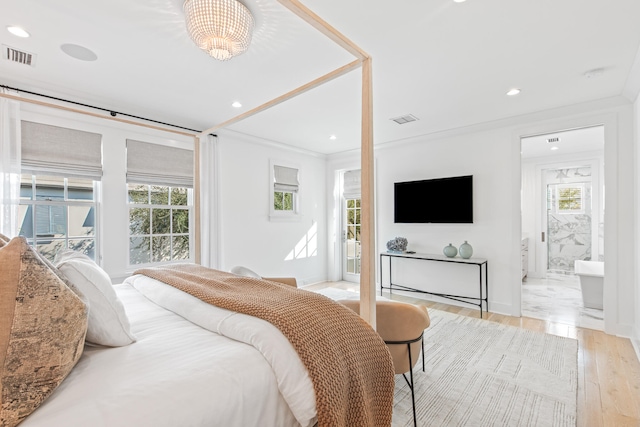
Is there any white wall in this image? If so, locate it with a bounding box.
[328,97,636,337]
[215,130,327,285]
[634,92,640,357]
[18,105,329,287]
[374,127,516,314]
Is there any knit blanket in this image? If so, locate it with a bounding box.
[134,264,394,427]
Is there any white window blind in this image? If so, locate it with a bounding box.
[274,165,299,192]
[126,139,193,188]
[343,169,361,199]
[21,121,103,179]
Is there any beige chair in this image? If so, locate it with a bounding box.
[230,266,297,288]
[338,299,430,427]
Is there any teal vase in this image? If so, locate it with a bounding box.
[443,243,457,258]
[459,241,473,259]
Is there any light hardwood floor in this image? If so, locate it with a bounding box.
[304,281,640,427]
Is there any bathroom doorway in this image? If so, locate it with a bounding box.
[520,125,604,330]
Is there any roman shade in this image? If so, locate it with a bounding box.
[126,139,193,188]
[21,121,103,179]
[343,169,361,199]
[274,165,299,193]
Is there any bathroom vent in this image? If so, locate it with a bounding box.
[3,45,36,67]
[390,114,419,125]
[546,137,560,143]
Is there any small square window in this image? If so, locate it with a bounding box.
[556,184,584,214]
[270,160,300,221]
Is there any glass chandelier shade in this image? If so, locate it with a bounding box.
[184,0,254,61]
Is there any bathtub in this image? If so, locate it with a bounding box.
[574,260,604,309]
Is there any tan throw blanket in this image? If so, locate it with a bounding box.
[134,264,394,427]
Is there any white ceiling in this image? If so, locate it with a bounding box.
[1,0,639,155]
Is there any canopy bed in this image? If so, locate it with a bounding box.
[0,0,385,425]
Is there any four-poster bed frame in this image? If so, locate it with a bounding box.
[0,0,378,327]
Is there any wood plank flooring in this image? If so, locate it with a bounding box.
[304,281,640,427]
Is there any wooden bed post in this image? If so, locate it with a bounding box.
[194,135,201,265]
[359,57,376,328]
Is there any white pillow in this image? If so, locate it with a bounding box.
[230,265,262,279]
[55,252,136,347]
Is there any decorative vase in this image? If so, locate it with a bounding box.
[443,243,457,258]
[459,241,473,259]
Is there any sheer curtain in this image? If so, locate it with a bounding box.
[0,90,21,237]
[199,134,219,268]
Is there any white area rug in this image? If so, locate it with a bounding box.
[309,287,578,427]
[394,309,577,426]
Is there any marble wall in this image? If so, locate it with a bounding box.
[546,167,592,273]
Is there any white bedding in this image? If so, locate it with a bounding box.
[21,278,317,427]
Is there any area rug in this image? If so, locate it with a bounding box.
[392,309,578,427]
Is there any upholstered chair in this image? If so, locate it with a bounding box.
[338,299,430,427]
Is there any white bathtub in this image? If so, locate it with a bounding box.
[574,260,604,309]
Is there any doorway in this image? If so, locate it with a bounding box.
[520,125,604,330]
[341,170,361,283]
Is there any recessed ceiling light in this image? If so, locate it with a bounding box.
[550,146,559,151]
[329,135,337,140]
[60,43,98,61]
[231,101,242,108]
[7,26,30,38]
[453,0,467,3]
[506,88,521,96]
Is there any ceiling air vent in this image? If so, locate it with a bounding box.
[390,114,419,125]
[546,137,560,143]
[3,45,36,67]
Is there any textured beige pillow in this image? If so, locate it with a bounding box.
[0,237,88,427]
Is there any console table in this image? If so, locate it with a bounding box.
[380,252,489,318]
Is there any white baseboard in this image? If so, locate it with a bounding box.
[632,337,640,363]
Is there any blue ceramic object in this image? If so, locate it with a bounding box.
[443,243,457,258]
[459,241,473,259]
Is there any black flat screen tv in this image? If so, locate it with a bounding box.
[394,175,473,223]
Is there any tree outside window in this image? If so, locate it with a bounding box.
[128,184,192,265]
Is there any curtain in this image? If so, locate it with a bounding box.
[198,134,218,268]
[274,165,299,192]
[21,121,103,179]
[126,139,193,187]
[0,90,21,237]
[343,169,361,199]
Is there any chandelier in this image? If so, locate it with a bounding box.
[184,0,254,61]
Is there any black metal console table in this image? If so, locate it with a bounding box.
[380,252,489,318]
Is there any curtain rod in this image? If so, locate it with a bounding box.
[1,84,216,136]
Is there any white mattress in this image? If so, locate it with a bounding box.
[22,281,316,427]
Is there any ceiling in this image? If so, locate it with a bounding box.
[1,0,639,155]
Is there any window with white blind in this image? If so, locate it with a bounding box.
[126,139,194,265]
[18,121,102,261]
[270,161,300,220]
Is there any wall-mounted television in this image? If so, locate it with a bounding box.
[394,175,473,223]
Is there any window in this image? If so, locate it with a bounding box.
[270,162,300,220]
[127,184,192,265]
[556,184,585,214]
[126,139,194,266]
[19,174,97,262]
[18,121,103,262]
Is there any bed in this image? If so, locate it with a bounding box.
[0,236,394,427]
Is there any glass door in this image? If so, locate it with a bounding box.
[342,198,361,283]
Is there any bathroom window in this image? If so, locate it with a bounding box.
[556,184,584,214]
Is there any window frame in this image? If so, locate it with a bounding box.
[269,159,301,221]
[556,183,585,214]
[18,174,99,262]
[126,183,194,267]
